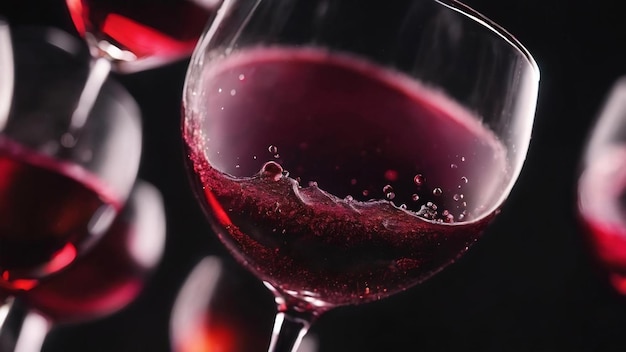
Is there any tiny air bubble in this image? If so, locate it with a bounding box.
[362,190,370,197]
[461,176,469,184]
[268,145,278,154]
[433,188,443,196]
[230,89,237,96]
[238,74,245,81]
[450,164,458,169]
[383,185,394,194]
[412,194,420,202]
[413,174,425,186]
[386,192,396,200]
[260,161,283,181]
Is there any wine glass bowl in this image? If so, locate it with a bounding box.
[0,180,165,352]
[0,25,142,290]
[22,180,166,324]
[65,0,223,73]
[171,256,318,352]
[183,0,539,350]
[578,77,626,294]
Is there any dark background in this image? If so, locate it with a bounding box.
[2,0,626,351]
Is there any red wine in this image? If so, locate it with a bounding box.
[171,257,275,352]
[0,137,122,291]
[578,146,626,294]
[66,0,218,63]
[21,183,165,323]
[184,47,511,307]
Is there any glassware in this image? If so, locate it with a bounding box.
[182,1,539,351]
[0,180,166,352]
[0,24,142,290]
[577,77,626,294]
[171,256,318,352]
[65,0,224,73]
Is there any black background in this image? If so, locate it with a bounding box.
[2,0,626,351]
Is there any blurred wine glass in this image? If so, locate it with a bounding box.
[0,180,166,352]
[182,1,539,351]
[578,77,626,294]
[65,0,224,73]
[0,24,141,291]
[58,0,224,156]
[171,256,318,352]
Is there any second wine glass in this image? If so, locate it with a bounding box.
[0,24,142,290]
[182,1,540,351]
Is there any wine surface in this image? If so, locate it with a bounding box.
[184,47,510,307]
[0,137,121,290]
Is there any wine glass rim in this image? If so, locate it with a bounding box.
[437,0,540,80]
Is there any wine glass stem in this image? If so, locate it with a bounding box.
[0,298,51,352]
[268,307,317,352]
[67,56,112,142]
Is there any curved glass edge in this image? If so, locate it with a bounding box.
[436,0,540,81]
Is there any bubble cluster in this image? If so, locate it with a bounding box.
[383,185,395,200]
[416,202,438,220]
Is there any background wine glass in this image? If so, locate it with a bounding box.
[0,24,141,292]
[0,180,166,352]
[171,255,318,352]
[182,0,539,351]
[65,0,224,74]
[59,0,224,144]
[577,77,626,294]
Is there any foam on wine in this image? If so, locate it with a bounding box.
[578,146,626,294]
[0,136,122,290]
[184,47,511,307]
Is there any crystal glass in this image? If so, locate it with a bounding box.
[0,180,166,352]
[578,77,626,294]
[182,1,540,351]
[65,0,224,73]
[0,23,142,290]
[171,256,318,352]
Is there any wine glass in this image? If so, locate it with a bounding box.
[0,24,142,291]
[0,180,166,352]
[60,0,224,145]
[577,77,626,294]
[65,0,224,74]
[171,256,318,352]
[182,1,540,351]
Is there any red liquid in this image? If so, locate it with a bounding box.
[0,137,122,290]
[66,0,218,63]
[21,191,163,323]
[578,146,626,294]
[171,258,275,352]
[184,47,511,307]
